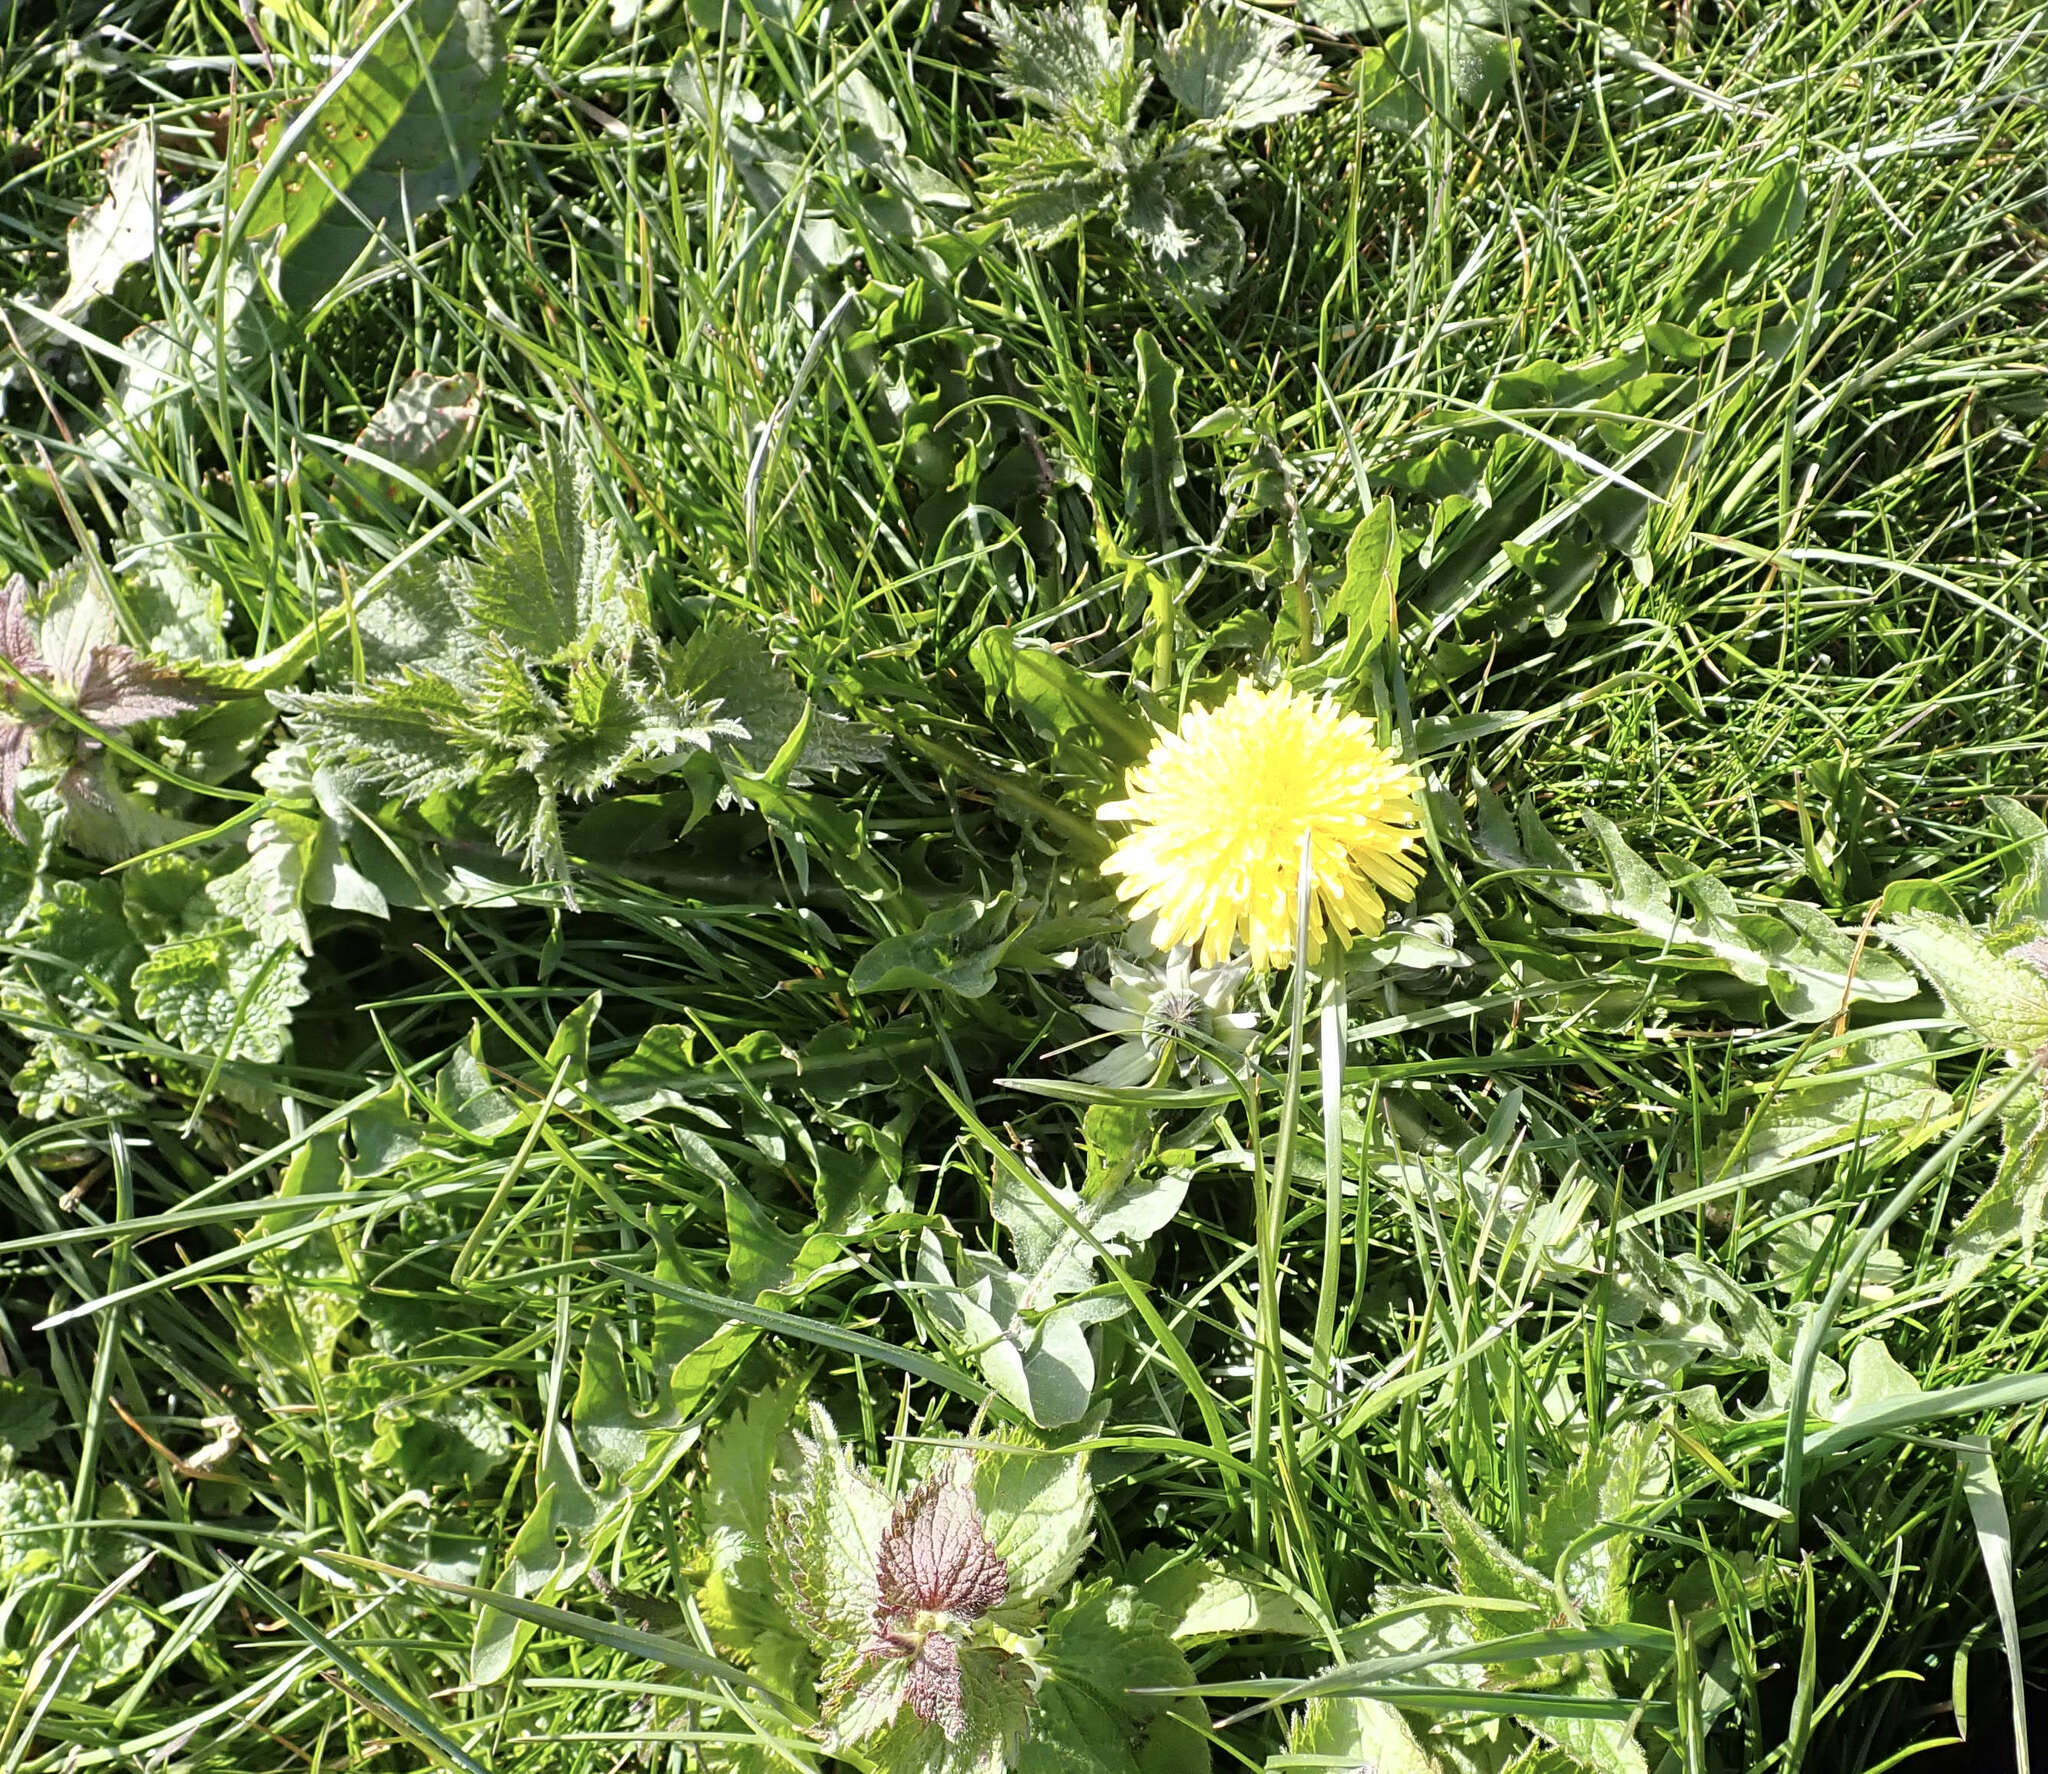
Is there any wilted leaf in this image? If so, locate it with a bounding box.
[354,371,483,485]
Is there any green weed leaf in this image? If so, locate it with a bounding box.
[1879,911,2048,1056]
[231,0,507,308]
[1155,3,1326,130]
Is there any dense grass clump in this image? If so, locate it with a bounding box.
[1,0,2045,1769]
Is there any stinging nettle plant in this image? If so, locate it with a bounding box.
[275,428,878,907]
[978,0,1327,305]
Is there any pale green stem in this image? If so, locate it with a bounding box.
[1311,972,1348,1419]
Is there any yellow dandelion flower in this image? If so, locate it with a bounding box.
[1099,680,1424,971]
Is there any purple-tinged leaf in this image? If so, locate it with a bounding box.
[0,576,45,678]
[0,725,32,834]
[904,1627,965,1738]
[74,645,209,729]
[876,1470,1010,1621]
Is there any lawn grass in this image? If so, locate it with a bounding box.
[2,0,2046,1769]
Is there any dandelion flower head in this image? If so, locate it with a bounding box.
[1099,680,1423,970]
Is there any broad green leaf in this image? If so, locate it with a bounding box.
[769,1406,891,1647]
[131,917,308,1062]
[1,876,142,1032]
[1880,911,2048,1056]
[432,1039,522,1138]
[1527,1420,1665,1625]
[1127,1551,1316,1643]
[52,1596,157,1699]
[453,434,638,662]
[1032,1583,1209,1773]
[1679,160,1806,316]
[696,1382,806,1655]
[1986,794,2048,930]
[0,1466,69,1585]
[353,371,482,486]
[968,626,1153,770]
[1702,1030,1952,1188]
[1949,1084,2048,1275]
[1470,790,1914,1021]
[1155,3,1326,129]
[920,1150,1191,1422]
[1311,0,1519,121]
[10,1037,148,1122]
[850,895,1018,998]
[0,1374,61,1456]
[1330,495,1402,666]
[1282,1693,1442,1774]
[974,1436,1094,1608]
[1123,330,1187,548]
[230,0,507,309]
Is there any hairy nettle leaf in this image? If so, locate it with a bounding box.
[279,431,873,902]
[977,0,1325,306]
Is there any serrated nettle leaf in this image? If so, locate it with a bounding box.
[454,432,641,662]
[1429,1479,1550,1627]
[1984,794,2048,930]
[1035,1581,1209,1772]
[1120,141,1246,304]
[979,115,1123,249]
[1155,3,1326,130]
[1527,1421,1666,1626]
[670,618,882,782]
[771,1405,894,1648]
[973,1437,1094,1607]
[1880,911,2048,1056]
[1948,1083,2048,1276]
[985,0,1151,129]
[277,670,487,805]
[230,0,506,309]
[1471,791,1913,1022]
